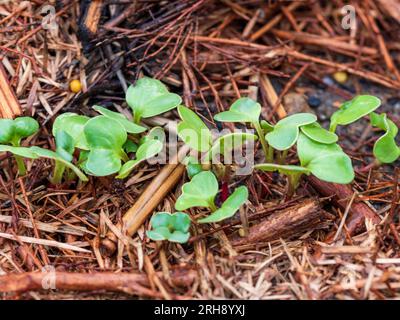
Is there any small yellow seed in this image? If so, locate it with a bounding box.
[333,71,348,84]
[69,79,82,93]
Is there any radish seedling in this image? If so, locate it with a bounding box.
[146,212,191,243]
[369,112,400,164]
[255,133,354,196]
[214,97,273,160]
[81,116,129,176]
[93,105,146,134]
[126,77,182,124]
[177,105,257,168]
[175,171,248,223]
[329,95,381,132]
[0,117,39,175]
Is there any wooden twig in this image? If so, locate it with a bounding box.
[79,0,104,42]
[0,270,196,297]
[0,64,21,118]
[232,198,328,247]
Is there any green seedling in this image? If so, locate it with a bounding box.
[214,97,273,159]
[52,113,90,149]
[255,133,354,196]
[93,106,146,134]
[177,105,257,166]
[126,77,182,124]
[370,112,400,164]
[31,146,88,183]
[300,122,338,144]
[265,113,317,151]
[175,170,248,223]
[0,145,39,172]
[117,139,163,179]
[183,156,203,179]
[81,116,129,176]
[198,186,248,223]
[329,95,381,132]
[0,117,39,175]
[146,212,191,243]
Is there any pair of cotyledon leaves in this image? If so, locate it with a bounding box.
[126,77,182,123]
[174,171,248,223]
[146,212,191,244]
[176,105,257,160]
[214,97,338,150]
[51,109,163,178]
[330,95,400,164]
[255,133,354,184]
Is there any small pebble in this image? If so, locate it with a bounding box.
[69,79,82,93]
[308,96,321,109]
[333,71,348,84]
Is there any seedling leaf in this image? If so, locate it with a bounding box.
[330,95,381,131]
[126,77,181,122]
[53,113,90,149]
[31,146,88,181]
[370,113,400,163]
[93,106,146,134]
[0,119,14,143]
[83,116,127,176]
[177,105,213,152]
[300,123,338,144]
[0,145,39,159]
[206,132,257,161]
[254,163,310,175]
[266,113,317,150]
[117,139,163,179]
[198,186,248,223]
[146,212,191,243]
[175,171,218,210]
[214,97,261,123]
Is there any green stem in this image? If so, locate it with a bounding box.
[133,112,141,125]
[329,122,337,133]
[11,141,26,175]
[287,173,302,198]
[253,122,270,161]
[278,150,288,165]
[14,155,27,176]
[50,160,65,184]
[209,201,218,212]
[267,145,274,162]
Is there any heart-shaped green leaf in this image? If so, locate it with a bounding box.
[254,163,310,176]
[300,123,338,144]
[123,140,138,154]
[0,145,39,159]
[93,105,146,134]
[206,132,258,161]
[117,139,163,179]
[13,117,39,141]
[83,116,128,176]
[31,146,88,181]
[55,130,74,162]
[198,186,248,223]
[0,119,14,143]
[177,105,213,152]
[330,95,381,132]
[183,156,203,179]
[297,133,354,184]
[214,97,261,123]
[266,113,317,150]
[53,113,90,149]
[126,77,181,123]
[140,126,165,144]
[370,113,400,163]
[260,120,274,133]
[175,171,218,211]
[146,212,191,243]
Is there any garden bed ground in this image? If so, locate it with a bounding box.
[0,0,400,300]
